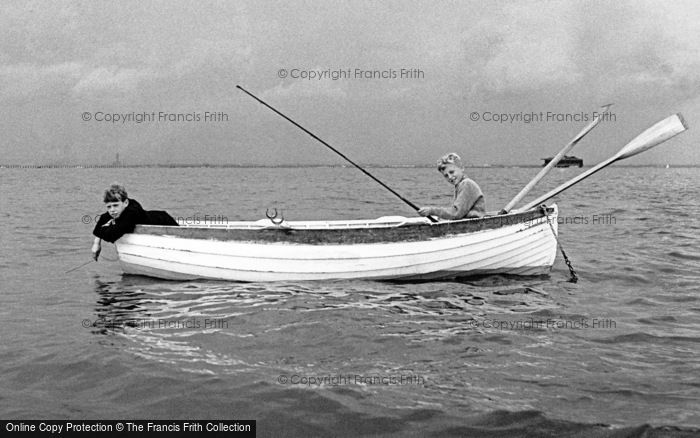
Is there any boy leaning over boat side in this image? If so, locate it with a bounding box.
[91,183,178,261]
[418,153,485,220]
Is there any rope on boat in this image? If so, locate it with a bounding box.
[541,205,578,283]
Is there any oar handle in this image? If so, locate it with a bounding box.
[237,85,438,223]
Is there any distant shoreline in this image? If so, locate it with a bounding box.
[1,164,697,169]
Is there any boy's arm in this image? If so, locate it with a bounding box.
[91,237,102,261]
[92,209,138,243]
[421,205,463,220]
[420,180,483,220]
[93,218,137,243]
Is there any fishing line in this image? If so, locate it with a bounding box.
[65,255,118,273]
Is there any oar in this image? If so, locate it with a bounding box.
[517,113,688,212]
[237,85,438,222]
[65,260,94,274]
[500,104,613,214]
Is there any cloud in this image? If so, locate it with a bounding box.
[455,0,700,106]
[72,66,156,93]
[263,75,348,100]
[1,0,698,165]
[585,0,700,101]
[0,62,83,99]
[461,2,581,93]
[0,62,157,99]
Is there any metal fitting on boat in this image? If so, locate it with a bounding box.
[266,208,285,225]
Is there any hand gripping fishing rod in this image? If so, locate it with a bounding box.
[237,85,437,222]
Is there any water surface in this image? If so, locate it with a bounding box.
[1,166,699,436]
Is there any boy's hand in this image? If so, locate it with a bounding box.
[418,207,434,217]
[91,243,101,261]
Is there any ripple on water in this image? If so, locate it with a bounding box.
[591,333,700,345]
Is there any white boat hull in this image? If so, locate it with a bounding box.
[115,206,559,282]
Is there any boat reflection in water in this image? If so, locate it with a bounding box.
[90,278,150,335]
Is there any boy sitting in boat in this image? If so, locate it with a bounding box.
[418,153,485,220]
[91,183,178,261]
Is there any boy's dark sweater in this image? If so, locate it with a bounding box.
[93,199,177,243]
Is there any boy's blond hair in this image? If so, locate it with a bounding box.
[437,153,463,171]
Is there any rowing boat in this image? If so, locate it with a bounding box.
[114,205,559,281]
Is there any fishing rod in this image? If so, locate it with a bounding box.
[237,85,437,223]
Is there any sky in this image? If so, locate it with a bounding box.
[1,0,698,165]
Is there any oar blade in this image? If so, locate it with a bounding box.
[616,113,688,160]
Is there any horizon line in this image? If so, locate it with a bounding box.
[1,163,697,169]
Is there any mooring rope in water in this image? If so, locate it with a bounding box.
[65,255,119,273]
[65,260,94,274]
[540,205,578,283]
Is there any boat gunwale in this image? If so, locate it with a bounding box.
[130,206,556,245]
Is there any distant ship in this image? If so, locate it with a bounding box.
[542,155,583,168]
